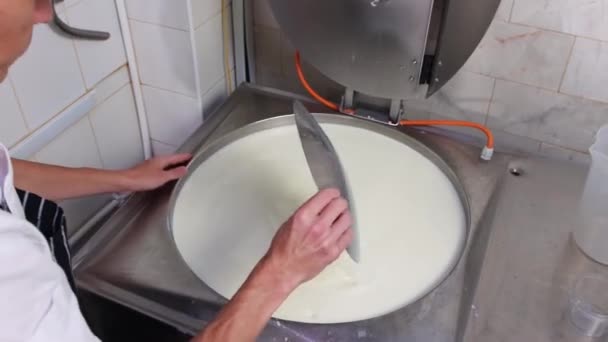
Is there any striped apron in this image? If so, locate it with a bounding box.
[0,189,75,291]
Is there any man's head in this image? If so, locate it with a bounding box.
[0,0,52,82]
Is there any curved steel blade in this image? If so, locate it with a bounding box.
[293,100,360,262]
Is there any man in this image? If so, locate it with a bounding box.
[0,0,353,341]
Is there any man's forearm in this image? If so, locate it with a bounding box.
[12,159,130,201]
[192,256,295,342]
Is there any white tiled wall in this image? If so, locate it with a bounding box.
[89,84,143,170]
[142,85,201,146]
[67,0,127,89]
[0,81,28,147]
[126,0,233,152]
[130,20,198,98]
[252,0,608,162]
[1,0,232,230]
[126,0,191,30]
[9,24,86,130]
[193,0,233,112]
[0,0,145,231]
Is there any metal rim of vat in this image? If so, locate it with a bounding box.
[166,113,472,323]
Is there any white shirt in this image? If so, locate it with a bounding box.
[0,143,99,341]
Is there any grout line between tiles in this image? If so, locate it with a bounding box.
[186,0,203,108]
[89,64,129,91]
[63,9,89,90]
[86,115,106,169]
[557,37,577,93]
[463,70,608,106]
[484,78,497,126]
[508,0,515,22]
[127,20,144,86]
[194,4,230,31]
[95,83,131,110]
[200,73,229,98]
[142,83,199,100]
[540,141,589,154]
[505,20,608,43]
[150,136,181,148]
[7,76,31,131]
[128,18,189,33]
[151,139,179,150]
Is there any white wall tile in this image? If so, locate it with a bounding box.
[254,0,279,29]
[195,14,225,94]
[0,80,28,147]
[34,116,103,168]
[488,80,608,151]
[67,0,127,89]
[10,25,86,129]
[539,142,591,164]
[495,0,514,22]
[561,38,608,103]
[192,0,222,29]
[152,140,178,156]
[9,92,97,160]
[126,0,190,30]
[142,85,202,146]
[89,85,144,170]
[464,21,574,90]
[405,71,495,124]
[493,130,542,155]
[203,77,227,119]
[93,66,130,104]
[130,20,197,98]
[511,0,608,42]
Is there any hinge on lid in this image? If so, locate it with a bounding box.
[340,89,403,126]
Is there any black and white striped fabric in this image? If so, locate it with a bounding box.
[14,189,76,291]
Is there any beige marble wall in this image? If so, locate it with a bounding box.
[252,0,608,163]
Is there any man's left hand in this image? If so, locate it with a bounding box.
[123,153,192,192]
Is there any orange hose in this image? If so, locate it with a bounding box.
[294,50,494,150]
[400,120,494,148]
[295,52,355,114]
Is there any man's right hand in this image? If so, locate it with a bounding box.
[192,188,353,342]
[262,188,354,294]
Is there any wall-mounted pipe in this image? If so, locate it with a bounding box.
[51,0,110,40]
[115,0,152,160]
[71,0,154,240]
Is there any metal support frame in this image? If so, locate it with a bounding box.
[231,0,247,85]
[231,0,255,85]
[389,99,403,123]
[344,88,355,109]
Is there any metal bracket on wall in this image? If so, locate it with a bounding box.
[340,88,403,126]
[51,0,110,40]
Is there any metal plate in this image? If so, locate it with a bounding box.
[75,85,523,340]
[427,0,501,95]
[268,0,434,100]
[167,113,471,322]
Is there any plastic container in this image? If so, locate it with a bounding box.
[569,274,608,337]
[574,126,608,265]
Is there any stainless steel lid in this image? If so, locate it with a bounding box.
[268,0,501,100]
